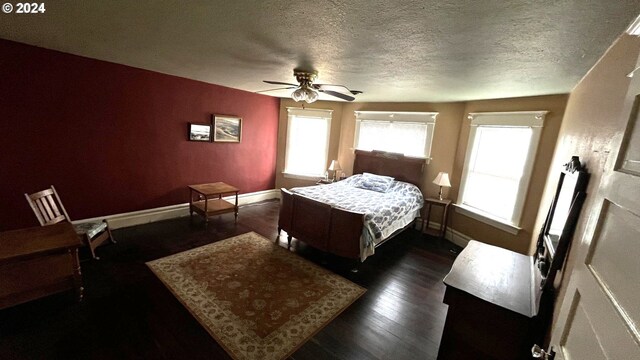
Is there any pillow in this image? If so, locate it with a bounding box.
[353,172,395,192]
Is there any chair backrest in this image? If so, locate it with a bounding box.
[24,185,71,226]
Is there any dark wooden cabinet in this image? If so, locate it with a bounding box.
[438,240,545,360]
[438,158,590,359]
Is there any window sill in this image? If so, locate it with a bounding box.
[282,172,323,181]
[453,204,521,235]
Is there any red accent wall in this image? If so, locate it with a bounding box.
[0,39,280,230]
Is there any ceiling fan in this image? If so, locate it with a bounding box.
[258,70,362,103]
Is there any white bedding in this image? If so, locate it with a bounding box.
[290,174,423,261]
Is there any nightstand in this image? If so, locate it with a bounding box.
[316,179,335,185]
[421,198,452,239]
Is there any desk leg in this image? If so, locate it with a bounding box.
[70,248,83,302]
[189,189,194,217]
[204,197,209,223]
[234,192,239,222]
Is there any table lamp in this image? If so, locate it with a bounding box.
[328,160,342,181]
[433,172,451,200]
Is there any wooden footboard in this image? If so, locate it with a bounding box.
[279,189,364,259]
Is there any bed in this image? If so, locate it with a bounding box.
[278,150,425,263]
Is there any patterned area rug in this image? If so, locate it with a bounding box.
[147,232,366,360]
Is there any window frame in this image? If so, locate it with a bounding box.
[283,107,333,179]
[456,111,547,234]
[353,111,438,161]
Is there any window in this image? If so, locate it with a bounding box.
[354,111,437,159]
[457,111,547,234]
[284,108,332,178]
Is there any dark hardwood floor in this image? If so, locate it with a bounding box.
[0,200,459,360]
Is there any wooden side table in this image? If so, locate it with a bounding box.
[421,197,452,239]
[188,182,239,222]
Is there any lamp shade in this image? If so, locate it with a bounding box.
[328,160,342,171]
[432,172,451,187]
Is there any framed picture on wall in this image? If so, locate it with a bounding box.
[188,123,212,142]
[213,115,242,143]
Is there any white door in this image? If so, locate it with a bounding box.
[547,51,640,358]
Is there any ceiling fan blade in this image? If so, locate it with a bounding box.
[264,80,298,86]
[314,84,362,96]
[256,86,296,93]
[319,89,355,101]
[314,84,348,93]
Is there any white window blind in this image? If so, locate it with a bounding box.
[458,111,547,230]
[284,108,332,177]
[354,111,437,159]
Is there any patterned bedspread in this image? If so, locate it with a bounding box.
[290,175,424,255]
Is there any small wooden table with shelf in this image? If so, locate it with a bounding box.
[188,182,239,222]
[421,197,452,239]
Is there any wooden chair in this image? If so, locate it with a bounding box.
[25,185,115,260]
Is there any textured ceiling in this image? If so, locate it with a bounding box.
[1,1,639,102]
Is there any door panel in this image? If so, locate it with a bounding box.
[587,200,640,329]
[559,284,640,359]
[560,291,606,360]
[618,95,640,175]
[550,44,640,360]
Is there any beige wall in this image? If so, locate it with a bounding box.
[448,95,569,254]
[275,100,467,194]
[275,99,344,189]
[535,35,640,330]
[275,95,569,256]
[337,102,466,198]
[271,31,640,346]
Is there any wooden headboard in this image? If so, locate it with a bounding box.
[352,150,425,186]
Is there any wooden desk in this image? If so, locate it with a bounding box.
[421,198,451,239]
[0,222,83,310]
[188,182,239,222]
[438,240,544,360]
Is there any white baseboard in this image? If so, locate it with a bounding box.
[73,189,280,230]
[446,227,472,248]
[425,221,471,248]
[73,190,470,246]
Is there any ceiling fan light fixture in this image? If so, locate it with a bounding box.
[291,85,319,103]
[304,87,319,103]
[264,69,358,103]
[291,88,306,102]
